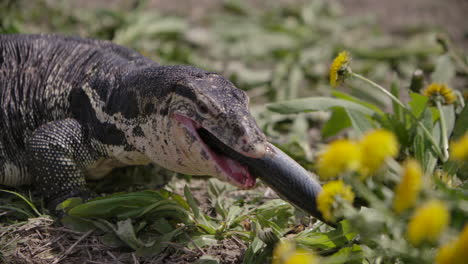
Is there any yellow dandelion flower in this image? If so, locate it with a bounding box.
[406,200,450,246]
[436,225,468,264]
[450,133,468,162]
[393,159,423,213]
[453,225,468,263]
[284,248,319,264]
[317,180,355,221]
[273,240,319,264]
[316,139,362,180]
[359,130,399,178]
[329,51,351,87]
[273,240,295,264]
[422,83,456,105]
[436,241,457,264]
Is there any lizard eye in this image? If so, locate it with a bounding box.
[198,104,209,115]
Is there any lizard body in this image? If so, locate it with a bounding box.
[0,34,324,221]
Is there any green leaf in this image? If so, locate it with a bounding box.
[61,216,96,233]
[151,218,174,234]
[101,232,127,248]
[0,205,34,218]
[322,244,363,264]
[267,97,376,115]
[391,81,404,121]
[409,92,429,118]
[112,219,149,250]
[189,235,218,249]
[295,220,357,250]
[453,104,468,139]
[321,108,352,138]
[184,185,217,234]
[136,226,185,256]
[295,231,339,250]
[56,197,83,213]
[345,109,375,136]
[225,205,242,228]
[68,191,186,221]
[243,237,269,264]
[332,91,384,114]
[0,190,42,217]
[414,109,438,174]
[441,105,456,137]
[184,185,201,220]
[431,54,455,83]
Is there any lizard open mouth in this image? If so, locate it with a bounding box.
[174,114,256,188]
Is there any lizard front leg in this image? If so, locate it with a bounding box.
[26,118,103,213]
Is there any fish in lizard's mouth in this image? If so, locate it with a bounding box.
[173,114,256,188]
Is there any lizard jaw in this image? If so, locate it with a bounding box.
[173,114,256,189]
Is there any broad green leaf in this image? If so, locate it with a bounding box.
[431,54,455,83]
[243,237,269,264]
[453,104,468,139]
[136,226,185,256]
[409,92,429,118]
[321,108,352,138]
[61,216,96,233]
[391,81,404,122]
[184,185,217,234]
[415,109,438,174]
[295,231,339,250]
[267,97,376,115]
[151,218,174,234]
[441,105,456,137]
[114,219,148,250]
[101,232,127,248]
[323,244,363,264]
[225,205,242,228]
[184,185,201,220]
[189,235,218,249]
[67,191,187,222]
[339,220,358,241]
[345,109,375,136]
[170,192,190,210]
[57,197,83,213]
[255,199,294,229]
[332,91,383,114]
[295,220,356,250]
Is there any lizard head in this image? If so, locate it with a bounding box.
[123,65,327,224]
[125,65,267,188]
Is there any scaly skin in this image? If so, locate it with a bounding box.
[0,34,327,223]
[0,34,267,212]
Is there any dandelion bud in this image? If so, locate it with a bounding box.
[409,69,424,93]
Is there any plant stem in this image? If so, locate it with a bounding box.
[435,101,449,161]
[350,72,445,161]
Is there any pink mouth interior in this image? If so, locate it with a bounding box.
[174,114,256,188]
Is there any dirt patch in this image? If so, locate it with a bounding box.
[204,238,246,264]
